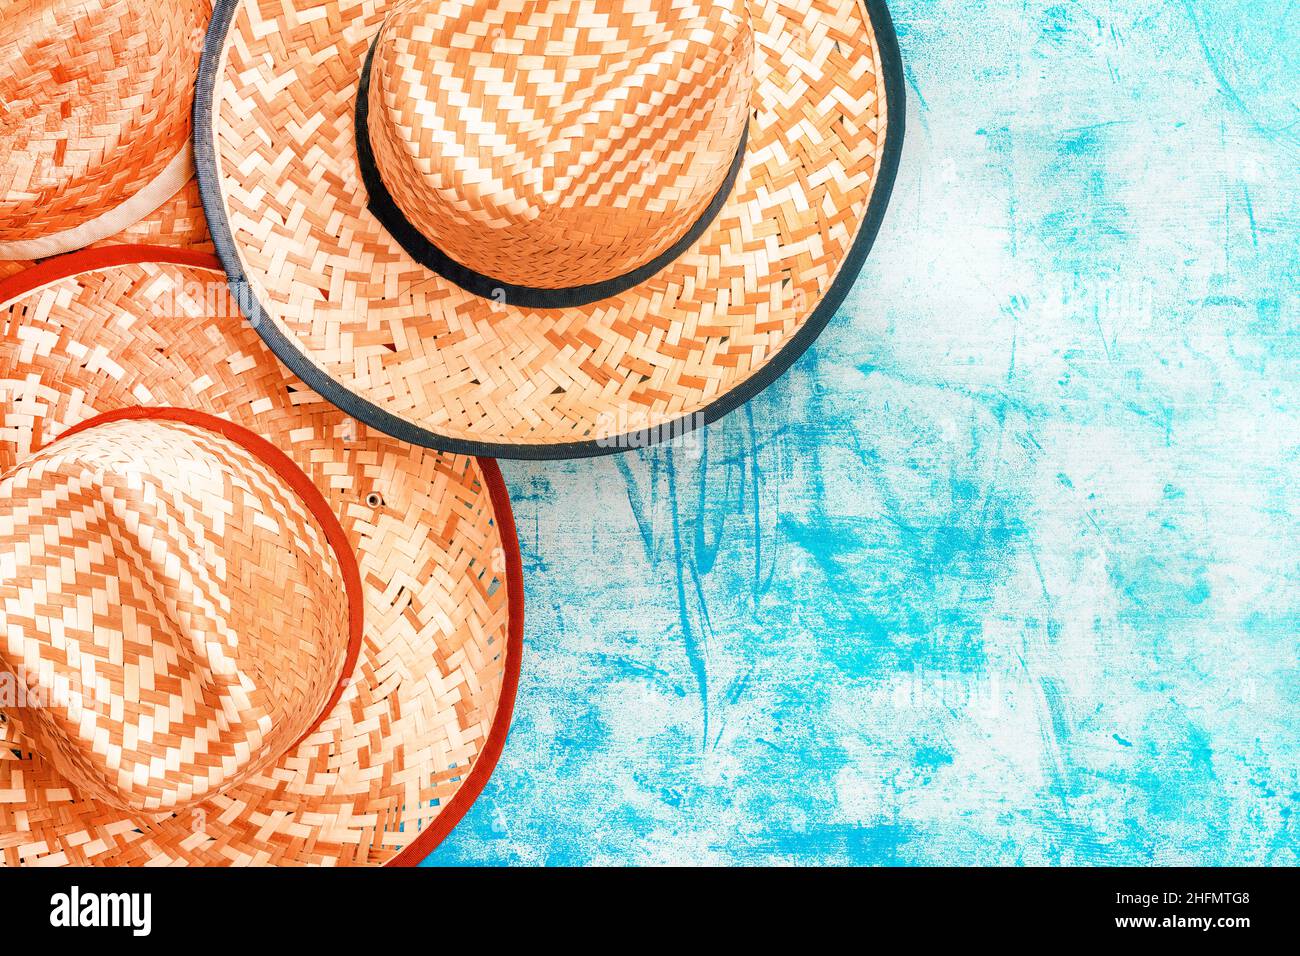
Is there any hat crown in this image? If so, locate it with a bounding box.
[0,417,349,813]
[365,0,754,290]
[0,0,205,242]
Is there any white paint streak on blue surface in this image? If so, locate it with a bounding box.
[427,0,1299,865]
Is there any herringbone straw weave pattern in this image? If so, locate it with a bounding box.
[0,0,208,241]
[0,177,217,281]
[95,178,215,252]
[367,0,754,287]
[206,0,890,447]
[0,418,348,814]
[0,257,517,865]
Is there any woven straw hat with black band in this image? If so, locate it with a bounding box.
[0,247,523,866]
[196,0,904,458]
[1,0,216,270]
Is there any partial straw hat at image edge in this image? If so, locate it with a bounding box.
[0,246,524,867]
[0,0,214,261]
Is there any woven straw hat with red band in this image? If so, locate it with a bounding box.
[196,0,905,458]
[0,0,217,273]
[0,247,523,866]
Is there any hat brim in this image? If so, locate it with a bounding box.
[0,174,214,282]
[0,247,523,866]
[195,0,905,458]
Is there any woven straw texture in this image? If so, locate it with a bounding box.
[0,253,520,865]
[1,417,349,814]
[0,0,208,242]
[0,178,217,281]
[88,177,215,253]
[367,0,753,287]
[201,0,895,452]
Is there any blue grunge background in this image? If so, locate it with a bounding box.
[429,0,1298,865]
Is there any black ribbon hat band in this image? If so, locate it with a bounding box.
[354,38,750,311]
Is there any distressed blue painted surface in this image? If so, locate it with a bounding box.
[427,0,1299,865]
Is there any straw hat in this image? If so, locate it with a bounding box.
[0,0,213,264]
[0,177,215,282]
[195,0,904,457]
[0,247,523,866]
